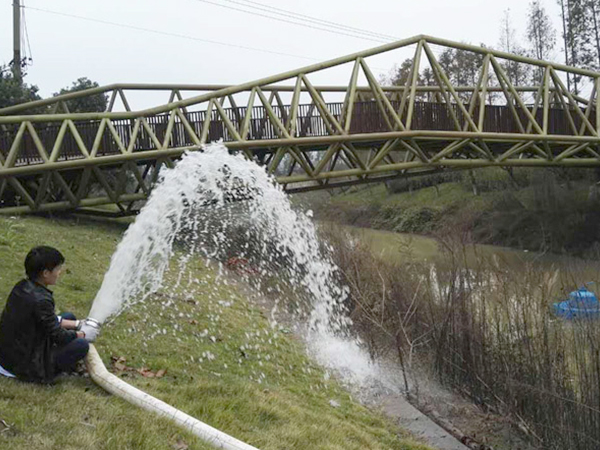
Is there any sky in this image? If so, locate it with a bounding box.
[0,0,564,109]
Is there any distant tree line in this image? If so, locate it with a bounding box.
[384,0,600,95]
[0,61,107,113]
[0,61,41,111]
[557,0,600,92]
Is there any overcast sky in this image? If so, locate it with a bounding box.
[1,0,564,108]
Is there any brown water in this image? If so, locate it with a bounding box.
[339,224,600,308]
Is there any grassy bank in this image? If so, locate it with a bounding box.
[0,215,431,450]
[315,167,600,255]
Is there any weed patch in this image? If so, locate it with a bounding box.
[324,223,600,449]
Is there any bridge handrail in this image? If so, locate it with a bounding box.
[0,100,594,171]
[0,83,553,117]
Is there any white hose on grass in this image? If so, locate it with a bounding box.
[85,345,259,450]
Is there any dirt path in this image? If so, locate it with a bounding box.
[380,394,468,450]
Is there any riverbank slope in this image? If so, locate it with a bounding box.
[0,215,430,450]
[312,168,600,256]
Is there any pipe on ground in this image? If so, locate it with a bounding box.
[85,344,259,450]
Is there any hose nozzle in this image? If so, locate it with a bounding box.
[86,318,102,330]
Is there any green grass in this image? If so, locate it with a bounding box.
[319,168,600,255]
[321,181,495,238]
[0,215,431,450]
[328,168,595,217]
[331,181,492,211]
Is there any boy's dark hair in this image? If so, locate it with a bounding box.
[24,246,65,281]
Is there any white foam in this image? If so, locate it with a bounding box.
[88,142,388,397]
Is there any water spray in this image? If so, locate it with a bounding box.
[83,143,361,449]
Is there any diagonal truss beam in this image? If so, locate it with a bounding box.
[0,34,599,214]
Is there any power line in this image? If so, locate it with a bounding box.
[211,0,469,65]
[188,0,442,68]
[191,0,391,43]
[212,0,399,42]
[23,5,323,62]
[23,5,392,76]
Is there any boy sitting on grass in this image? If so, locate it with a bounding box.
[0,246,98,383]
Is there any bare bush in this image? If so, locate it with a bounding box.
[324,223,600,449]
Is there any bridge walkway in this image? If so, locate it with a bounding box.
[1,100,590,167]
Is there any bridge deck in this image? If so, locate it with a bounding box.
[0,100,591,167]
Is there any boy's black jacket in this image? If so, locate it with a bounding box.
[0,279,77,383]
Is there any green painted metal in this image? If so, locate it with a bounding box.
[0,35,599,214]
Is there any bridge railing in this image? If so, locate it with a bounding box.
[0,100,593,168]
[1,35,600,214]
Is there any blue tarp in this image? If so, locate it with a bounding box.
[553,286,600,320]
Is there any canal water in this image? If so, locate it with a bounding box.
[338,224,600,301]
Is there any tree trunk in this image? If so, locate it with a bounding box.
[591,3,600,68]
[567,0,579,94]
[469,170,479,196]
[559,0,572,91]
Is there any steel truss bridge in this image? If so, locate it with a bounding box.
[1,35,600,215]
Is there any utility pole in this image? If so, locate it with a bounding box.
[13,0,22,81]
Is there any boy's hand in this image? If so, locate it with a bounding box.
[80,320,100,342]
[76,331,85,339]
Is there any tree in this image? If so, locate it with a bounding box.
[437,46,486,102]
[526,1,556,83]
[557,0,572,90]
[421,67,435,86]
[570,0,594,92]
[438,48,484,87]
[388,58,417,87]
[557,0,595,93]
[0,62,41,110]
[53,77,107,113]
[526,0,556,61]
[499,9,518,55]
[588,0,600,69]
[382,58,429,102]
[497,9,531,87]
